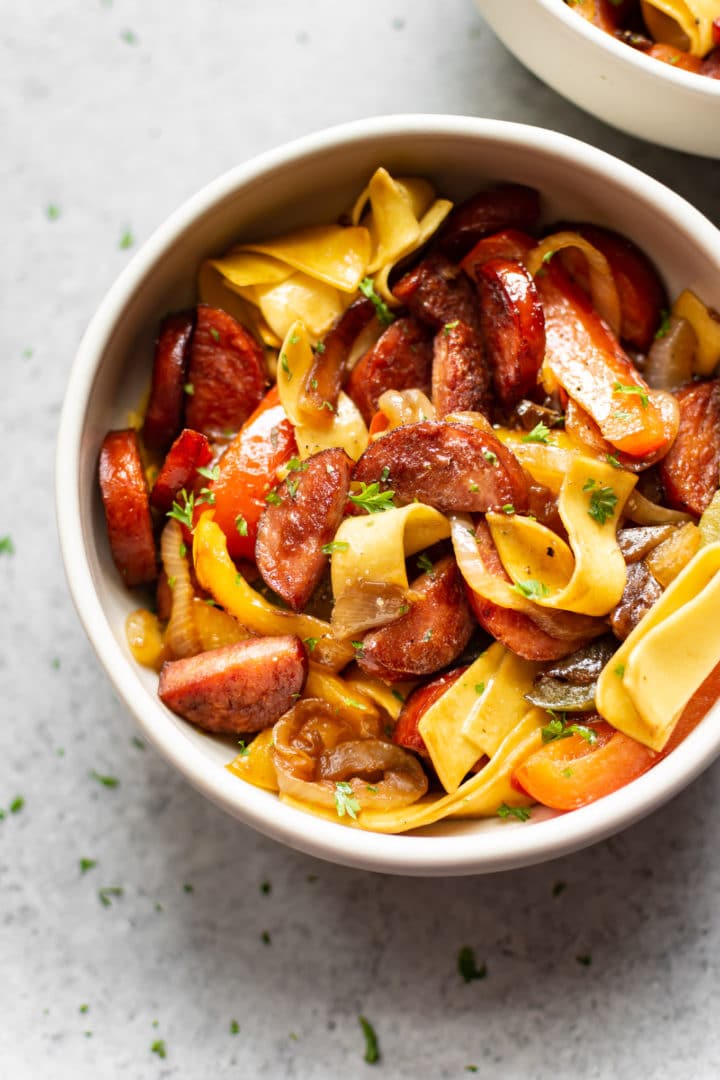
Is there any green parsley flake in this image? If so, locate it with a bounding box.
[614,663,625,678]
[482,450,498,466]
[502,503,515,515]
[89,770,119,788]
[230,1019,240,1035]
[349,482,396,514]
[321,540,349,554]
[359,277,395,327]
[475,682,486,695]
[469,482,480,493]
[605,454,622,469]
[46,204,61,221]
[236,740,250,757]
[119,228,134,250]
[576,954,592,966]
[197,464,220,482]
[286,479,299,499]
[120,28,138,45]
[613,382,649,409]
[286,457,309,473]
[79,1004,89,1014]
[416,553,434,574]
[280,352,292,381]
[587,484,618,525]
[0,535,15,555]
[184,382,194,395]
[261,930,271,945]
[443,320,460,335]
[334,780,360,820]
[541,716,597,745]
[150,1039,166,1059]
[304,637,319,652]
[522,422,552,444]
[313,342,326,355]
[457,946,487,983]
[497,803,531,821]
[167,489,195,531]
[98,886,123,907]
[9,796,24,814]
[510,579,549,600]
[422,628,433,642]
[183,883,194,893]
[265,490,282,506]
[235,514,248,537]
[289,333,300,346]
[655,309,671,340]
[380,465,391,482]
[562,767,574,778]
[552,881,567,897]
[359,1015,380,1064]
[79,857,97,874]
[260,881,271,895]
[612,409,632,423]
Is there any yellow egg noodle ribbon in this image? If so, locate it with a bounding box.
[640,0,717,56]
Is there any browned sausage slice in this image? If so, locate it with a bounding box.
[150,428,212,514]
[98,429,157,586]
[158,635,307,734]
[300,297,376,417]
[435,184,541,260]
[255,448,353,611]
[185,305,267,439]
[392,254,482,332]
[432,319,490,418]
[464,522,600,661]
[346,317,433,424]
[393,667,467,760]
[353,420,529,514]
[142,311,196,452]
[476,257,545,409]
[659,379,720,517]
[358,556,474,682]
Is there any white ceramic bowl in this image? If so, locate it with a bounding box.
[475,0,720,158]
[57,115,720,876]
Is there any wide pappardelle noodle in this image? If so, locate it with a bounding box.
[564,0,720,79]
[99,166,720,834]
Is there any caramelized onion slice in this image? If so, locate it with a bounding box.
[377,388,436,429]
[160,519,202,658]
[331,581,416,637]
[625,490,693,526]
[644,316,696,391]
[528,231,622,338]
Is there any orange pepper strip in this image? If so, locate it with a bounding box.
[538,261,677,458]
[513,661,720,811]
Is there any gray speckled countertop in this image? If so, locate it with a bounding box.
[3,2,720,1077]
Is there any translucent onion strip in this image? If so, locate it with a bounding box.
[161,519,202,659]
[528,231,622,338]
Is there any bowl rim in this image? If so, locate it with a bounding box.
[533,0,720,96]
[56,113,720,876]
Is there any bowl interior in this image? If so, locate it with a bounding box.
[60,117,720,874]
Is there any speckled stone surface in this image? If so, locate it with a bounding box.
[2,2,720,1077]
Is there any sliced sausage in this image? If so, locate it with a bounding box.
[460,229,536,281]
[255,448,353,611]
[659,379,720,517]
[346,317,433,424]
[185,305,267,439]
[98,429,157,587]
[553,222,667,351]
[150,428,212,514]
[158,635,307,734]
[142,310,195,452]
[392,253,482,332]
[465,522,599,661]
[393,667,467,760]
[701,47,720,79]
[476,257,545,409]
[609,560,663,641]
[432,319,491,418]
[435,184,541,260]
[353,420,529,515]
[300,297,376,416]
[358,556,474,683]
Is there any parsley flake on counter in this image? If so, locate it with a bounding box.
[261,930,271,945]
[79,858,97,874]
[79,1004,89,1014]
[497,803,531,822]
[0,535,15,555]
[522,422,552,444]
[98,886,123,907]
[183,883,194,894]
[359,1016,380,1064]
[150,1039,166,1059]
[552,881,567,897]
[359,277,395,327]
[230,1019,240,1035]
[118,228,134,250]
[457,946,487,983]
[260,881,271,895]
[89,770,119,788]
[321,540,349,554]
[9,796,24,814]
[465,1068,479,1074]
[334,781,360,820]
[46,204,61,221]
[613,382,649,408]
[349,481,396,514]
[510,578,549,600]
[576,954,592,966]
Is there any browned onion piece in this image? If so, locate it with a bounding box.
[330,581,416,638]
[273,699,427,814]
[644,316,697,391]
[160,519,202,658]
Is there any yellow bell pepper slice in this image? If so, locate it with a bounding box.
[672,289,720,376]
[226,728,278,792]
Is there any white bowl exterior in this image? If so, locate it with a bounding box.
[57,115,720,875]
[476,0,720,158]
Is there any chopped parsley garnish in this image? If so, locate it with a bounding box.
[79,1004,89,1014]
[303,637,319,652]
[655,309,671,339]
[497,803,531,821]
[280,352,292,381]
[457,946,487,983]
[542,248,556,264]
[502,503,515,515]
[79,857,97,874]
[469,482,480,493]
[541,716,598,745]
[391,689,405,704]
[120,28,138,45]
[235,514,248,537]
[230,1019,240,1035]
[321,399,334,412]
[289,333,300,346]
[265,490,282,506]
[482,450,498,466]
[286,479,299,499]
[236,740,250,757]
[46,203,61,220]
[166,576,176,589]
[475,682,486,695]
[612,409,632,422]
[167,489,195,530]
[605,454,622,469]
[422,628,433,642]
[313,341,326,355]
[150,1039,166,1059]
[613,382,649,409]
[416,553,434,574]
[522,422,552,444]
[209,325,221,342]
[178,542,187,558]
[286,457,309,473]
[334,780,360,820]
[119,228,134,250]
[348,482,396,514]
[366,785,379,794]
[614,663,625,678]
[359,277,395,327]
[89,770,119,788]
[9,796,24,814]
[183,883,194,893]
[0,535,15,555]
[443,320,459,335]
[261,930,271,945]
[585,482,618,525]
[198,485,215,506]
[98,886,123,907]
[380,465,391,482]
[197,464,220,482]
[359,1015,380,1064]
[510,579,549,600]
[321,540,349,554]
[562,767,574,778]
